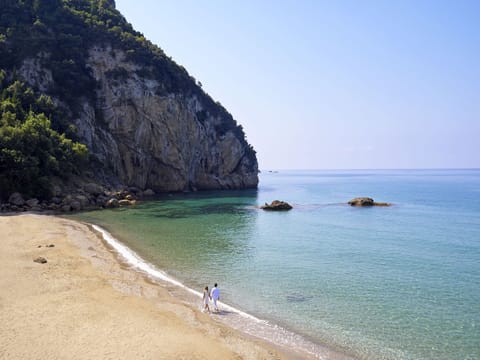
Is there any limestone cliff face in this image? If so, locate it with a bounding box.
[20,46,258,192]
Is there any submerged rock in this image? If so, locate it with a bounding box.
[261,200,293,211]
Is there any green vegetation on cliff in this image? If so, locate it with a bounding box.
[0,75,88,199]
[0,0,256,201]
[1,0,245,115]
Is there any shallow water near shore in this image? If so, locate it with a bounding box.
[69,169,480,359]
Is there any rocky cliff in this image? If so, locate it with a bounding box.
[1,0,258,198]
[77,45,257,191]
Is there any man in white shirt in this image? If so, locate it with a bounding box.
[210,283,220,312]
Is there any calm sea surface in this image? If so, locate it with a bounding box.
[69,169,480,359]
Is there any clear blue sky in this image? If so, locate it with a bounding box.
[115,0,479,170]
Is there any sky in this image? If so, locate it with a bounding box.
[115,0,479,170]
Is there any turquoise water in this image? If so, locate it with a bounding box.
[70,169,480,359]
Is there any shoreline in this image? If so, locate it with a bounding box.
[89,221,355,360]
[0,213,330,359]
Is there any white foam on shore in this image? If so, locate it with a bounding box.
[91,224,264,323]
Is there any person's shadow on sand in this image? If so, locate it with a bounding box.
[211,310,233,316]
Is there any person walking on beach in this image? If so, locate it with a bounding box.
[202,286,211,313]
[210,283,220,312]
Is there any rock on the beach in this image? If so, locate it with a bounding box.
[33,257,47,264]
[8,192,25,206]
[74,195,89,207]
[84,183,104,195]
[52,185,63,197]
[26,198,39,208]
[61,204,72,212]
[51,197,62,205]
[70,201,82,211]
[348,197,391,207]
[261,200,293,211]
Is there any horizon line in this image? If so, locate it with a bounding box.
[259,167,480,172]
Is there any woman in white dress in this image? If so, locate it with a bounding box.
[202,286,211,313]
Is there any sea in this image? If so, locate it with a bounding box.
[68,169,480,360]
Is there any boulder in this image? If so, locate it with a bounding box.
[8,192,25,206]
[70,201,82,211]
[74,195,89,207]
[51,197,62,205]
[96,195,108,206]
[60,204,72,212]
[52,185,62,197]
[116,190,129,199]
[348,197,375,206]
[261,200,293,211]
[62,195,73,204]
[118,199,132,206]
[348,197,391,207]
[26,198,39,208]
[143,189,155,196]
[47,203,59,210]
[33,257,47,264]
[105,198,119,208]
[84,183,104,196]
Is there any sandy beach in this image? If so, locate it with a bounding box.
[0,213,306,360]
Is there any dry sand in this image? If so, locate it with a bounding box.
[0,213,314,360]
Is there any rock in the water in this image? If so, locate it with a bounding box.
[348,197,390,207]
[34,257,47,264]
[261,200,293,211]
[105,198,119,208]
[348,197,375,206]
[118,199,133,206]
